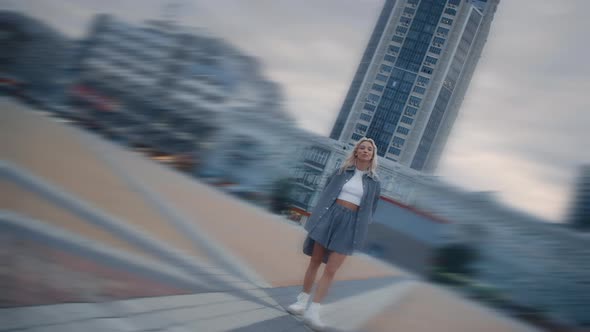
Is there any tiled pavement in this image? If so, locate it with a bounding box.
[0,98,542,332]
[1,273,416,332]
[1,293,297,331]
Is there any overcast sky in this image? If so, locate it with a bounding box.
[4,0,589,222]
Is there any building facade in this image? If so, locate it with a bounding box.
[330,0,499,172]
[70,14,220,153]
[413,181,590,326]
[69,14,299,193]
[288,134,349,216]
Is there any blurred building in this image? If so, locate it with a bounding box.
[568,165,590,231]
[414,182,590,326]
[288,134,349,215]
[69,14,300,193]
[367,195,452,274]
[0,11,71,100]
[199,62,302,193]
[330,0,500,172]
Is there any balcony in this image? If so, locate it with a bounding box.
[303,159,327,170]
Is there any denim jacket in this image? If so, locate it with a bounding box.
[304,166,381,254]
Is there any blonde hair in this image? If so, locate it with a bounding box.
[339,137,379,177]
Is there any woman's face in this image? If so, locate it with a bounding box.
[356,141,374,162]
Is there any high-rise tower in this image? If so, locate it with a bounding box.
[330,0,499,172]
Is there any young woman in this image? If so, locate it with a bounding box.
[287,137,381,330]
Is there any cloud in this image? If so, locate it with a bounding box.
[438,140,576,221]
[437,0,590,221]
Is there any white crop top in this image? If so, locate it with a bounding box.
[337,168,365,205]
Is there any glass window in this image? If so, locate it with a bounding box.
[388,45,401,54]
[445,8,457,16]
[425,56,438,66]
[351,133,363,141]
[392,35,404,43]
[403,7,415,15]
[397,126,410,135]
[437,27,449,37]
[372,83,385,92]
[400,17,412,26]
[380,64,392,73]
[449,0,460,6]
[384,54,396,63]
[405,106,418,116]
[376,73,388,82]
[356,124,368,132]
[429,46,442,54]
[407,0,419,5]
[360,113,372,122]
[409,96,422,107]
[402,71,416,83]
[432,37,445,46]
[364,103,376,111]
[441,18,453,25]
[421,66,433,75]
[388,147,401,155]
[413,86,426,94]
[417,76,430,85]
[400,116,414,125]
[366,93,380,103]
[396,26,408,35]
[392,136,406,147]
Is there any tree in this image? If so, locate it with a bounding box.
[432,243,479,277]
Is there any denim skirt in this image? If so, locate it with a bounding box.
[303,202,358,263]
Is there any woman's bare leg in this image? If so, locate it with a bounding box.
[312,252,347,303]
[302,242,326,293]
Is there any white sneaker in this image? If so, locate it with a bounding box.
[286,292,309,315]
[303,302,325,331]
